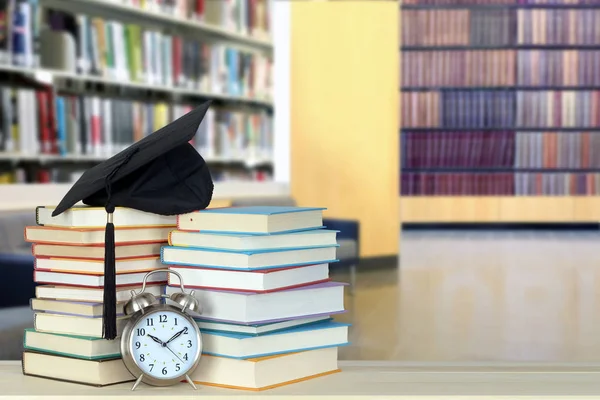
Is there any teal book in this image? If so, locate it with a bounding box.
[161,244,339,271]
[177,206,326,235]
[168,228,339,252]
[23,329,120,360]
[200,320,350,359]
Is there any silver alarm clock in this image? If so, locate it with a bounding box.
[120,269,202,391]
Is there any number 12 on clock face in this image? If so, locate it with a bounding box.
[130,310,201,380]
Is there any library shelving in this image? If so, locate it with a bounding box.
[0,0,276,189]
[399,0,600,223]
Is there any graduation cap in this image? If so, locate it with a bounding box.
[51,101,215,340]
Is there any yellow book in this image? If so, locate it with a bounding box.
[191,347,340,391]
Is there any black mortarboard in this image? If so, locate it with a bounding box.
[51,101,214,340]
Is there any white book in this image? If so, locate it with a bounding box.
[169,228,338,251]
[25,226,172,245]
[34,312,129,338]
[168,263,329,292]
[177,206,325,234]
[34,270,168,288]
[196,316,332,336]
[36,205,177,228]
[103,98,113,156]
[165,281,345,325]
[36,284,165,303]
[162,246,338,270]
[35,256,163,275]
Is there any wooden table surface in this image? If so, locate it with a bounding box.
[3,360,600,398]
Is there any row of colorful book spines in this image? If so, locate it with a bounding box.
[402,0,600,5]
[400,172,600,195]
[0,168,272,185]
[401,132,600,168]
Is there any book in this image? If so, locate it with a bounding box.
[35,284,165,303]
[167,264,330,292]
[196,316,333,336]
[34,256,163,275]
[177,206,325,234]
[168,229,339,251]
[191,347,340,391]
[201,321,349,359]
[22,351,134,386]
[36,205,177,228]
[23,329,120,360]
[24,226,173,245]
[30,298,125,317]
[33,313,128,338]
[34,270,168,288]
[165,281,346,325]
[31,242,164,259]
[161,246,338,271]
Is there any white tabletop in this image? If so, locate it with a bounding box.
[3,360,600,398]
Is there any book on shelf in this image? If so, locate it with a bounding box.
[401,171,600,196]
[0,0,272,69]
[0,86,274,184]
[401,0,583,6]
[401,90,600,128]
[402,8,600,47]
[400,1,600,200]
[0,88,273,161]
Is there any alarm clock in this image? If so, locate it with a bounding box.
[120,269,203,391]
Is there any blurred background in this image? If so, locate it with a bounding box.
[2,0,600,365]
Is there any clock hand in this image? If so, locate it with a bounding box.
[147,334,164,346]
[165,328,186,344]
[165,343,185,363]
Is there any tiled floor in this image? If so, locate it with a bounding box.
[333,230,600,362]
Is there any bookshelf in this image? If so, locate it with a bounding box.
[0,0,279,191]
[399,0,600,223]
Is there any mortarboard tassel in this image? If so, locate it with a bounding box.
[103,204,117,340]
[102,149,139,340]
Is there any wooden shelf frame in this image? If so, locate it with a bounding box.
[400,196,600,223]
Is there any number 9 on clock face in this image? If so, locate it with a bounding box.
[129,309,201,381]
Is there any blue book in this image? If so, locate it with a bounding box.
[169,228,339,252]
[55,96,66,155]
[195,316,334,336]
[200,320,350,360]
[177,206,326,235]
[161,243,339,271]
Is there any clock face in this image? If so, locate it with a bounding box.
[129,310,200,380]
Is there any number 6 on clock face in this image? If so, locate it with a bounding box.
[123,306,202,385]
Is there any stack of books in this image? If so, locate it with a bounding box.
[21,205,175,386]
[163,206,349,391]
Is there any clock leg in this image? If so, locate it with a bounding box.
[185,374,197,390]
[131,374,144,391]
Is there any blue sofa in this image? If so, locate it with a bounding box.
[0,210,37,360]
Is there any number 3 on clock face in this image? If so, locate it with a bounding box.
[129,309,201,380]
